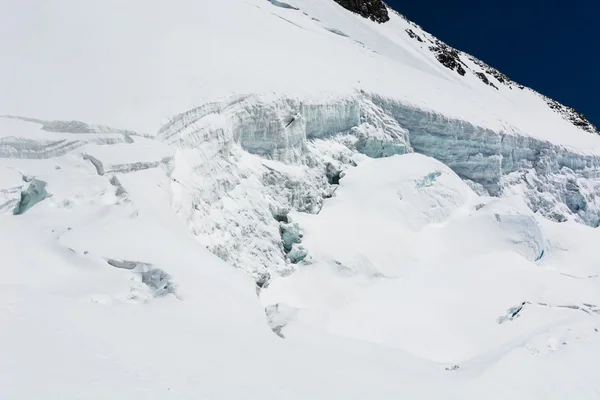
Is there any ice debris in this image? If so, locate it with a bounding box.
[497,302,527,324]
[83,154,105,175]
[287,244,308,264]
[280,222,302,252]
[107,259,176,298]
[415,171,442,188]
[265,303,298,338]
[498,301,600,324]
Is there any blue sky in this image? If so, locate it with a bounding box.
[386,0,599,128]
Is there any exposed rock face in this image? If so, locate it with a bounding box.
[429,41,466,76]
[543,96,599,134]
[333,0,389,23]
[398,16,598,135]
[405,28,424,43]
[475,72,499,90]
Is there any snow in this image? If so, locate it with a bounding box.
[262,153,600,364]
[2,0,600,153]
[0,129,453,399]
[2,0,600,398]
[3,121,598,398]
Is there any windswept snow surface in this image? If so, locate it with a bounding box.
[2,0,600,399]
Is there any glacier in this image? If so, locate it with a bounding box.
[2,0,600,399]
[161,92,600,230]
[3,78,600,400]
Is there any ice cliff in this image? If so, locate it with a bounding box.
[158,92,600,283]
[161,93,600,218]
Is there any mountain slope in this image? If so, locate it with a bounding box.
[2,1,600,399]
[1,0,597,141]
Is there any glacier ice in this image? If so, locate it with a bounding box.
[4,115,143,136]
[497,302,526,324]
[415,171,442,188]
[0,137,85,159]
[267,0,300,10]
[287,244,308,264]
[4,1,600,397]
[157,94,406,164]
[109,175,128,198]
[153,92,600,288]
[107,259,176,298]
[83,154,105,175]
[13,178,50,215]
[161,92,600,231]
[369,94,600,196]
[280,222,302,252]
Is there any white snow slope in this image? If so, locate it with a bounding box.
[2,1,600,399]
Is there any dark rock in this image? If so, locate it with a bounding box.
[475,72,498,90]
[475,72,489,84]
[333,0,389,23]
[542,96,599,134]
[405,29,423,43]
[429,41,466,76]
[468,56,514,88]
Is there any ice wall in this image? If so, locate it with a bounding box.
[160,93,600,226]
[369,94,600,195]
[303,99,360,139]
[0,138,85,159]
[157,94,407,164]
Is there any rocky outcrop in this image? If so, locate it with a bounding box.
[475,72,499,90]
[399,18,596,134]
[333,0,389,23]
[405,29,424,43]
[429,41,466,76]
[543,96,599,135]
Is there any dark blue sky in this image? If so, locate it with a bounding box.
[386,0,599,128]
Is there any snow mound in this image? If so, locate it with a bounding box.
[262,153,600,365]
